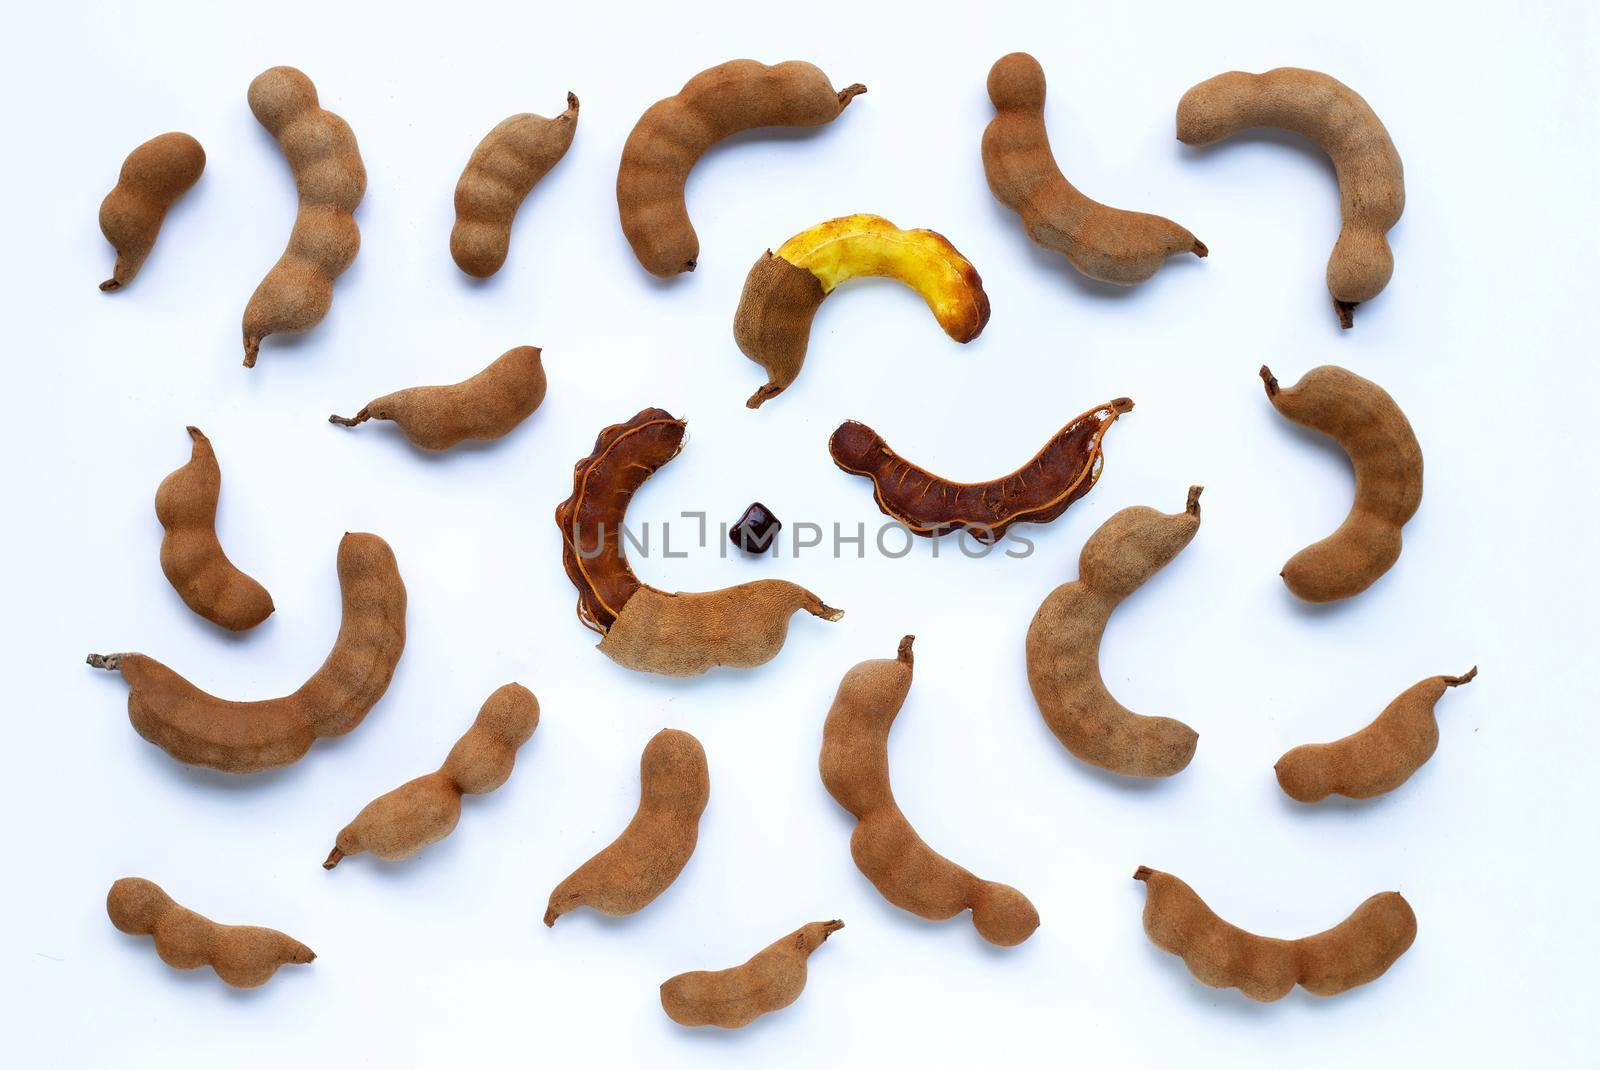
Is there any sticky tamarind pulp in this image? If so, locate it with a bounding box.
[99,132,205,291]
[661,920,843,1028]
[451,94,579,277]
[330,346,547,450]
[107,878,314,988]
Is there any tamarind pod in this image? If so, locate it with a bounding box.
[828,398,1132,541]
[544,729,709,925]
[156,427,274,631]
[617,60,866,277]
[329,346,547,450]
[87,532,406,773]
[98,132,205,291]
[1133,867,1417,1000]
[107,878,314,988]
[661,920,843,1028]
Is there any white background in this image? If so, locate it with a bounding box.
[2,0,1595,1064]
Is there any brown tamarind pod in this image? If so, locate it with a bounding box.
[329,346,547,451]
[660,920,843,1028]
[98,132,205,291]
[107,878,314,989]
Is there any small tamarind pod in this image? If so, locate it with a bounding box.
[617,60,865,277]
[1133,867,1417,1001]
[1026,488,1204,778]
[155,427,274,631]
[88,532,406,773]
[325,683,539,868]
[329,346,547,450]
[982,53,1203,284]
[107,878,314,989]
[1260,365,1422,602]
[98,132,205,291]
[544,728,708,925]
[451,94,579,278]
[1275,668,1476,803]
[242,66,365,367]
[820,637,1039,946]
[660,920,843,1029]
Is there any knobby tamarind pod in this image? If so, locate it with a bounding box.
[1176,69,1403,327]
[544,729,708,925]
[1026,488,1203,778]
[660,920,843,1029]
[1133,867,1417,1001]
[98,133,205,291]
[1276,668,1476,803]
[451,94,579,278]
[87,532,406,773]
[156,427,274,631]
[617,60,866,277]
[107,878,314,988]
[735,214,990,408]
[828,398,1132,542]
[325,683,539,867]
[982,53,1204,284]
[820,637,1039,946]
[1260,365,1422,602]
[242,66,365,367]
[329,346,547,450]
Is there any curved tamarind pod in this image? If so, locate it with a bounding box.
[242,66,365,367]
[555,408,840,675]
[661,920,843,1028]
[87,532,406,773]
[451,94,579,278]
[820,637,1039,946]
[1176,69,1403,327]
[1276,668,1476,803]
[617,60,865,277]
[982,54,1203,284]
[325,683,539,867]
[734,214,990,408]
[98,133,205,291]
[1260,365,1422,602]
[329,346,547,450]
[1026,488,1203,777]
[156,427,274,631]
[107,878,314,988]
[829,398,1132,542]
[1133,867,1416,1001]
[544,729,708,925]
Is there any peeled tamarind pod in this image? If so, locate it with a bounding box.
[1260,365,1422,602]
[329,346,547,450]
[451,94,579,278]
[661,920,843,1029]
[820,637,1039,947]
[107,878,314,988]
[87,532,406,773]
[735,214,990,408]
[156,427,274,631]
[1133,867,1417,1001]
[1026,488,1203,778]
[99,133,205,291]
[242,66,365,367]
[982,53,1203,284]
[617,60,866,277]
[544,728,708,925]
[1276,668,1476,803]
[325,683,539,868]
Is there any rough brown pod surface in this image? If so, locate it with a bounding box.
[829,398,1132,541]
[451,94,579,278]
[99,132,205,291]
[983,53,1203,284]
[1176,69,1403,327]
[617,60,865,277]
[155,427,274,631]
[1261,364,1422,602]
[820,636,1039,946]
[544,728,709,925]
[107,877,314,988]
[330,346,548,450]
[1276,668,1476,802]
[1026,488,1203,777]
[87,532,406,773]
[660,920,843,1028]
[1133,867,1417,1001]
